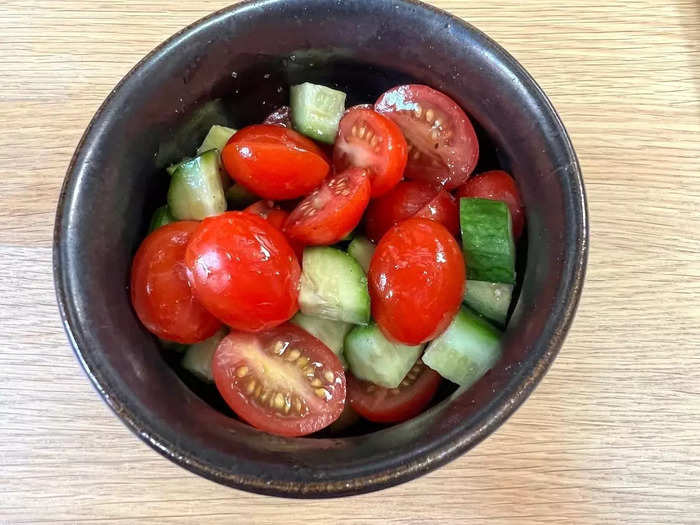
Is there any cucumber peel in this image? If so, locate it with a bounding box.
[167,150,227,220]
[148,205,175,233]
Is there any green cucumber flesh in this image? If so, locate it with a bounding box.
[181,329,228,383]
[148,205,175,233]
[344,323,424,388]
[299,246,370,325]
[167,149,226,220]
[463,280,513,326]
[460,198,516,284]
[225,183,258,210]
[290,82,346,144]
[422,307,502,387]
[166,157,191,176]
[347,236,375,273]
[290,313,351,369]
[196,125,237,155]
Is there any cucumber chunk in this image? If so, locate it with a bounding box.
[166,157,191,176]
[290,313,351,369]
[159,339,188,353]
[347,236,375,273]
[422,307,502,387]
[181,329,227,383]
[196,125,237,155]
[460,198,516,284]
[290,82,346,144]
[148,205,175,233]
[463,280,513,326]
[225,183,258,210]
[167,150,227,220]
[299,247,370,325]
[344,323,424,388]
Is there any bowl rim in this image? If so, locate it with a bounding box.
[54,0,588,498]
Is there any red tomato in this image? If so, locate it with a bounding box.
[185,212,300,332]
[363,181,459,243]
[456,170,525,239]
[263,105,292,128]
[333,107,407,197]
[221,124,330,200]
[130,222,221,344]
[374,84,479,190]
[369,218,465,345]
[347,360,441,423]
[212,324,346,436]
[245,200,305,260]
[285,167,371,245]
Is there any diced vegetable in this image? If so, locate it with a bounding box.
[225,183,258,210]
[180,329,228,382]
[459,198,516,284]
[166,157,191,176]
[463,280,513,326]
[159,339,189,353]
[422,307,501,387]
[167,150,227,220]
[290,82,346,144]
[196,125,237,155]
[347,235,375,273]
[290,313,351,369]
[148,205,175,233]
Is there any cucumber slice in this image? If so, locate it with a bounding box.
[460,198,516,284]
[299,247,370,325]
[167,150,227,220]
[166,157,191,176]
[344,323,424,388]
[196,125,237,155]
[159,339,188,353]
[290,82,346,144]
[347,236,375,273]
[225,183,258,210]
[422,307,502,387]
[148,205,175,233]
[181,329,227,383]
[290,313,351,369]
[463,280,513,326]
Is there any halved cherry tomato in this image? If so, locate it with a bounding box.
[369,218,465,345]
[130,222,221,344]
[244,200,305,260]
[456,170,525,239]
[263,105,292,128]
[221,124,330,200]
[185,212,300,332]
[347,360,441,423]
[285,167,371,245]
[212,323,346,436]
[363,180,459,243]
[333,107,407,197]
[374,84,479,190]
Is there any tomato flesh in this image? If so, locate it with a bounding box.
[212,324,346,436]
[221,124,330,200]
[130,222,221,344]
[348,360,441,423]
[369,218,465,345]
[185,212,300,332]
[333,107,407,197]
[375,84,479,190]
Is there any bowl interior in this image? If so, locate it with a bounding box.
[55,0,586,497]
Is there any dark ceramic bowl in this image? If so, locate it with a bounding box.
[54,0,587,497]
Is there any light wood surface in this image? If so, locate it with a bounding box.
[2,0,699,523]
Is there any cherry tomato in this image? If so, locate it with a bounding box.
[263,105,292,128]
[348,360,441,423]
[333,107,407,197]
[285,167,371,245]
[212,324,346,436]
[130,222,221,344]
[456,170,525,239]
[374,84,479,190]
[363,181,459,243]
[244,200,305,260]
[369,218,465,345]
[185,212,300,332]
[221,124,330,200]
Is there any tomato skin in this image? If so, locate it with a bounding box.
[285,167,371,246]
[369,218,465,345]
[130,222,221,344]
[456,170,525,239]
[212,324,346,437]
[375,84,479,190]
[221,124,330,200]
[185,212,300,332]
[363,181,458,243]
[348,361,441,423]
[333,107,408,197]
[244,201,305,260]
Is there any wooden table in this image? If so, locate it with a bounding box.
[2,1,699,522]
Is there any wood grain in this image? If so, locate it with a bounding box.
[1,0,699,523]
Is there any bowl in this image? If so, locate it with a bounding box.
[54,0,588,497]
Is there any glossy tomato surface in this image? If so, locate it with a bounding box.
[245,200,305,260]
[375,84,479,190]
[221,124,329,200]
[285,167,371,245]
[348,360,441,423]
[333,107,407,197]
[456,170,525,239]
[369,218,465,345]
[212,324,346,436]
[185,212,300,332]
[130,222,221,343]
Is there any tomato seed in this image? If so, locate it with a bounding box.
[236,366,248,378]
[323,370,334,383]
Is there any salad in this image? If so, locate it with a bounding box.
[131,82,525,437]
